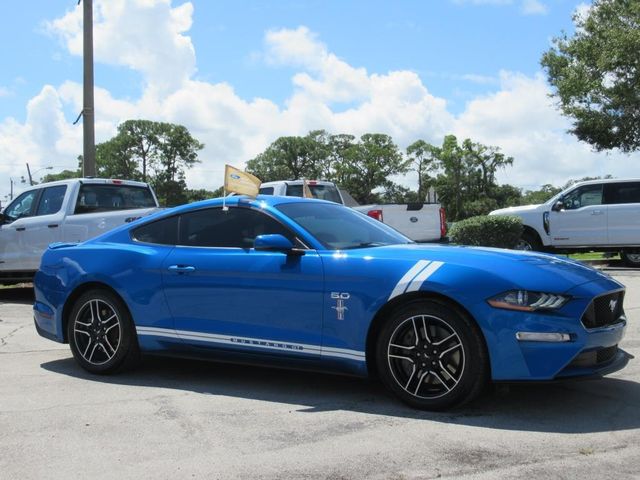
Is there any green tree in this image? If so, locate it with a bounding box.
[324,133,355,182]
[541,0,640,152]
[406,140,439,202]
[41,168,81,183]
[246,135,324,182]
[335,133,411,204]
[186,188,220,202]
[96,137,141,180]
[521,184,562,205]
[432,136,519,220]
[95,120,204,206]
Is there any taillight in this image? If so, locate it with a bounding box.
[439,207,447,238]
[110,179,123,185]
[367,209,384,222]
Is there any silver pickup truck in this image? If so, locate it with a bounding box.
[258,180,446,242]
[0,178,159,284]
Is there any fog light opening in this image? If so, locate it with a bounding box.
[515,332,571,342]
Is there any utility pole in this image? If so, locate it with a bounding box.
[82,0,96,177]
[26,163,33,186]
[9,178,14,201]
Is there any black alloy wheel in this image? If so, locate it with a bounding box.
[376,300,488,410]
[67,289,140,374]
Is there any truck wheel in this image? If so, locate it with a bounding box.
[515,231,541,251]
[375,300,488,410]
[67,289,140,374]
[621,250,640,268]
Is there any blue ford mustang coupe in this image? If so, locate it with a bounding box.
[33,196,630,409]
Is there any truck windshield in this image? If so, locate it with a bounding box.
[74,184,156,214]
[286,184,342,204]
[276,202,412,250]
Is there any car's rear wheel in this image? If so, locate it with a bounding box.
[375,299,488,410]
[621,249,640,268]
[67,289,140,374]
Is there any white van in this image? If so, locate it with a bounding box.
[490,178,640,266]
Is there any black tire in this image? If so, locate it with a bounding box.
[621,249,640,268]
[375,299,489,410]
[515,230,542,251]
[67,289,140,374]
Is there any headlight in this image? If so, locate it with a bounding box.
[487,290,570,311]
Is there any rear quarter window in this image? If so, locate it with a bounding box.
[131,215,179,245]
[604,182,640,204]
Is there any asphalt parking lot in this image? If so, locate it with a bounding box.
[1,270,639,480]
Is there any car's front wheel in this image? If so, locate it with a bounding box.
[375,299,488,410]
[67,289,140,374]
[515,230,541,251]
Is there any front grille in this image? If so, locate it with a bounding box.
[581,291,625,329]
[568,345,618,368]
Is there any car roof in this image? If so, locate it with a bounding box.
[260,180,336,187]
[166,194,333,215]
[26,178,151,189]
[569,178,640,188]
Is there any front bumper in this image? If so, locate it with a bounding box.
[476,277,631,381]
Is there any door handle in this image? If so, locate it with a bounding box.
[590,210,604,215]
[48,224,59,228]
[15,227,25,232]
[167,265,196,274]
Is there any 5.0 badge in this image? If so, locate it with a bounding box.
[331,292,350,320]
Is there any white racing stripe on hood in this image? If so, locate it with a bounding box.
[405,261,444,293]
[388,260,444,300]
[388,260,431,300]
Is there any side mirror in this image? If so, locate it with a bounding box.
[0,213,6,224]
[551,201,564,212]
[254,234,304,255]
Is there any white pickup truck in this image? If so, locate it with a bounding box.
[489,178,640,266]
[0,178,159,284]
[258,180,447,242]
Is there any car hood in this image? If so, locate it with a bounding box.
[489,204,544,215]
[355,243,620,294]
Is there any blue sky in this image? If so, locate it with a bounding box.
[0,0,629,201]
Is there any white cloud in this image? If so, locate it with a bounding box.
[0,2,634,201]
[458,73,499,85]
[0,86,10,97]
[454,71,628,189]
[46,0,195,94]
[453,0,549,15]
[522,0,549,15]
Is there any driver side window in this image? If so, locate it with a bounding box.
[562,185,603,210]
[178,207,295,248]
[3,190,39,222]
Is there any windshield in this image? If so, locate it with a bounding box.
[276,202,412,250]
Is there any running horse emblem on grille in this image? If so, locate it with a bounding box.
[609,299,617,313]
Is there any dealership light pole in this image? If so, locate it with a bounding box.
[82,0,96,177]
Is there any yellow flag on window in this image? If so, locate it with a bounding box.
[224,165,261,197]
